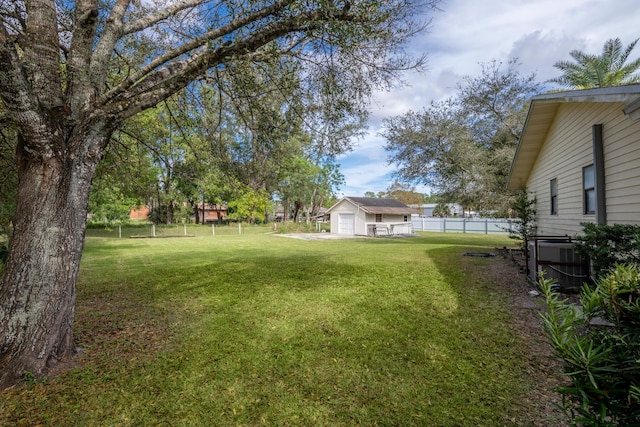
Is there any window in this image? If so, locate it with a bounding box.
[550,178,558,215]
[403,215,409,222]
[583,164,596,214]
[375,213,382,222]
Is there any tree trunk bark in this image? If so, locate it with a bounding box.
[191,199,199,224]
[0,127,105,389]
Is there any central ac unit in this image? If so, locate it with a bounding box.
[530,240,589,291]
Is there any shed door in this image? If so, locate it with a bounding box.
[338,213,355,235]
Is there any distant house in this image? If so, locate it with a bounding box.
[129,204,227,223]
[129,206,150,220]
[507,84,640,287]
[326,197,419,236]
[412,203,464,218]
[197,204,227,223]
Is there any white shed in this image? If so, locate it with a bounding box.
[326,197,418,236]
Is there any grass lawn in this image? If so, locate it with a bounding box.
[1,229,537,426]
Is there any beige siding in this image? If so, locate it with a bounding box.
[603,110,640,224]
[526,102,640,236]
[329,199,363,234]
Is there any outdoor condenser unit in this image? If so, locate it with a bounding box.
[528,240,589,291]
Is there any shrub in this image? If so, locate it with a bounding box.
[505,188,536,250]
[540,264,640,425]
[574,223,640,278]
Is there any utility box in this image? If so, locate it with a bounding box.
[528,238,590,291]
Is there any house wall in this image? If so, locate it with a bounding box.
[130,206,150,220]
[526,102,640,236]
[370,214,408,223]
[198,207,227,223]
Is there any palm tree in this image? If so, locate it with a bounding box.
[549,38,640,89]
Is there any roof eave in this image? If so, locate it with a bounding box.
[507,84,640,191]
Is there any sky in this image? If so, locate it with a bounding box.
[335,0,640,197]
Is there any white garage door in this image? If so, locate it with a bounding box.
[338,213,355,235]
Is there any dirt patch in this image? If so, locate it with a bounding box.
[477,249,570,426]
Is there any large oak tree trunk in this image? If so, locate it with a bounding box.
[0,125,106,388]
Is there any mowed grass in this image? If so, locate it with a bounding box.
[1,230,533,426]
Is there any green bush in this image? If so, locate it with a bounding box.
[506,188,536,250]
[540,264,640,425]
[574,223,640,278]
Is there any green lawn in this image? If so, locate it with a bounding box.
[1,230,536,426]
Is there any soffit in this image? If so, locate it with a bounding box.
[506,102,559,190]
[507,84,640,191]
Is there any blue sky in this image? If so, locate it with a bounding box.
[336,0,640,197]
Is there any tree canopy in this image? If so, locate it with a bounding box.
[549,37,640,89]
[383,60,542,214]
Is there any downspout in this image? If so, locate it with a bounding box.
[592,124,606,225]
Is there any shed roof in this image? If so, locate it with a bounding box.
[506,84,640,191]
[327,197,420,215]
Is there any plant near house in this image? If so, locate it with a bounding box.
[540,264,640,426]
[506,188,536,250]
[573,223,640,278]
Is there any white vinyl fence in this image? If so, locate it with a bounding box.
[411,217,515,235]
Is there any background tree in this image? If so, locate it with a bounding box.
[383,60,542,214]
[549,37,640,89]
[0,0,439,389]
[227,187,270,224]
[277,155,318,222]
[432,202,451,218]
[380,181,423,206]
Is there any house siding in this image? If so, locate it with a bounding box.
[329,199,363,235]
[526,102,640,236]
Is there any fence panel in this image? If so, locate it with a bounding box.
[411,218,514,235]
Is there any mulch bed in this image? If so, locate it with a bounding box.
[476,248,571,426]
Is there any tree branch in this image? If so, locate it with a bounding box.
[67,0,100,115]
[96,0,296,108]
[89,0,130,91]
[104,5,353,122]
[23,0,63,110]
[121,0,206,36]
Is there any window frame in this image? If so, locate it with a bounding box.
[550,178,558,215]
[583,164,596,215]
